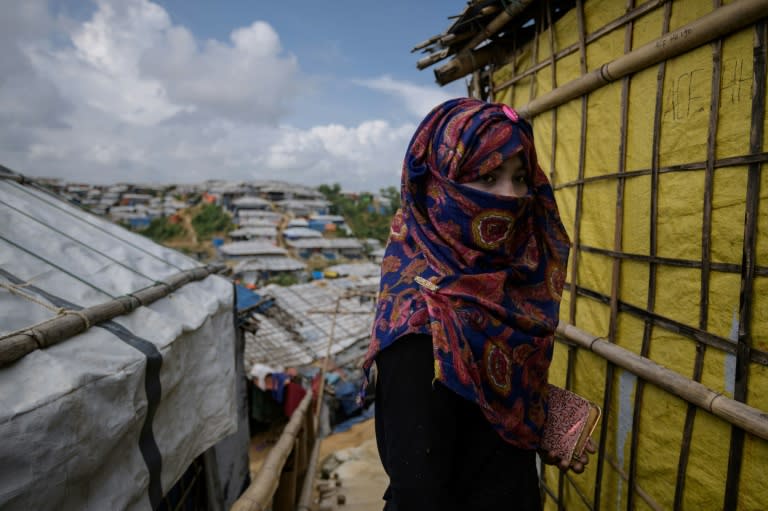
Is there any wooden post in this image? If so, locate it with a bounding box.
[272,439,299,511]
[231,392,312,511]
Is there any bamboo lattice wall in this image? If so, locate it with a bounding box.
[471,0,768,509]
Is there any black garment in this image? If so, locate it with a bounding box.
[375,334,542,511]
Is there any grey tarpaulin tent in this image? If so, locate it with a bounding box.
[0,167,250,510]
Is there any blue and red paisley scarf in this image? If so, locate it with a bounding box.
[363,97,570,449]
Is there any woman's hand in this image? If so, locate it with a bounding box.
[538,438,597,474]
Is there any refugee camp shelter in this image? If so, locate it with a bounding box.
[287,238,364,260]
[231,195,272,213]
[275,199,330,217]
[227,226,279,242]
[283,226,323,240]
[235,209,282,226]
[218,240,287,259]
[323,262,381,279]
[0,168,250,510]
[232,256,307,287]
[416,0,768,509]
[242,277,377,370]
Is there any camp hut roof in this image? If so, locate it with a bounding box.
[228,226,278,238]
[286,238,363,250]
[233,256,307,273]
[236,218,277,228]
[324,262,381,279]
[243,278,375,369]
[308,213,345,223]
[0,168,243,510]
[370,247,386,258]
[218,240,286,257]
[231,196,272,209]
[275,199,325,212]
[283,227,323,239]
[237,209,282,223]
[256,182,325,200]
[287,218,310,228]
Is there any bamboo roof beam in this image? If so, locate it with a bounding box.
[0,264,226,367]
[411,34,442,53]
[417,32,477,70]
[434,42,506,85]
[417,49,451,70]
[434,0,535,84]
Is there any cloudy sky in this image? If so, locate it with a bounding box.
[1,0,467,192]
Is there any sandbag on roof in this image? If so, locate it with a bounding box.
[0,172,239,511]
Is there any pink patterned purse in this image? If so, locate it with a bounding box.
[541,384,602,462]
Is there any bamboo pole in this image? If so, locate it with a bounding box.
[231,391,313,511]
[315,297,340,422]
[518,0,768,119]
[0,264,225,367]
[724,17,767,511]
[417,49,451,70]
[272,439,299,511]
[434,0,535,82]
[411,34,442,52]
[555,322,768,441]
[296,406,324,511]
[434,43,505,85]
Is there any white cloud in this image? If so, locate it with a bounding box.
[0,0,446,192]
[353,75,464,118]
[263,120,415,190]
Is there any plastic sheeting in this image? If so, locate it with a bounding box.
[491,0,767,509]
[0,177,239,510]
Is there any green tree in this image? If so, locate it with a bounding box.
[317,183,396,242]
[191,204,234,240]
[139,217,185,242]
[380,186,401,214]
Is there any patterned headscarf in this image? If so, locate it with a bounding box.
[363,97,570,449]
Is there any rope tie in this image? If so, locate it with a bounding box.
[0,281,60,313]
[154,280,173,293]
[126,293,144,307]
[30,328,46,349]
[61,309,92,330]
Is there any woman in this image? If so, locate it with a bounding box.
[363,98,593,511]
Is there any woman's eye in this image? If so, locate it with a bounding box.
[514,175,527,184]
[481,174,496,184]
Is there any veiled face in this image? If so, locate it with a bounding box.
[461,155,529,198]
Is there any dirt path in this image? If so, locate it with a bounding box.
[180,209,198,245]
[316,418,389,511]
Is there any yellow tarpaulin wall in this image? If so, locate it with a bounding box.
[491,0,767,509]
